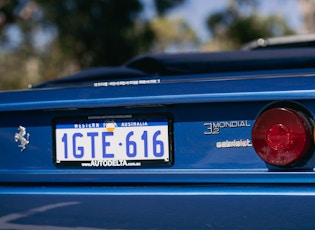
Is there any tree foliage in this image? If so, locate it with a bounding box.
[42,1,143,67]
[206,0,295,50]
[0,0,298,90]
[37,0,155,68]
[149,17,198,52]
[0,0,185,89]
[154,0,184,15]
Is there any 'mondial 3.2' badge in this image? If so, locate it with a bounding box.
[203,120,252,149]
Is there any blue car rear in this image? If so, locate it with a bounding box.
[1,38,315,229]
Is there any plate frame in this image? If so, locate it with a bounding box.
[52,114,173,168]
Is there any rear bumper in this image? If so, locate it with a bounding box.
[1,184,315,230]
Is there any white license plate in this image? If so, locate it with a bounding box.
[54,115,172,168]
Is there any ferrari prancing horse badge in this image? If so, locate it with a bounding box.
[14,126,30,151]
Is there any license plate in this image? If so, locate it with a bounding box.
[54,115,172,168]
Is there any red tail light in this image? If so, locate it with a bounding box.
[252,107,313,167]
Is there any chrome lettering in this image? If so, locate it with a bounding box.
[216,139,252,148]
[204,120,251,135]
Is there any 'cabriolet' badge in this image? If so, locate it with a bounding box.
[14,126,30,151]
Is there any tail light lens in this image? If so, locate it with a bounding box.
[252,107,313,167]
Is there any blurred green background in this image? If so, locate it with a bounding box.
[0,0,311,90]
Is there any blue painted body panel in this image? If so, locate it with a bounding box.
[1,68,315,111]
[2,57,315,228]
[2,185,315,229]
